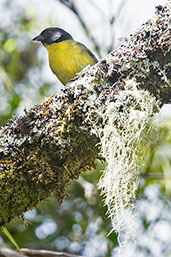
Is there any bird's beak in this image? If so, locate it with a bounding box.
[32,34,44,42]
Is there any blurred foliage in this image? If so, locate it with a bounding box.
[0,0,171,257]
[0,0,58,126]
[143,119,171,196]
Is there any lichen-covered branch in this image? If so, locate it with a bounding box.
[0,4,170,227]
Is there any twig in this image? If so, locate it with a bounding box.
[0,248,82,257]
[141,172,171,179]
[21,248,82,257]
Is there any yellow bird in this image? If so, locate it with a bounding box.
[32,27,98,85]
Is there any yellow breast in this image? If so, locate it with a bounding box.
[45,40,96,85]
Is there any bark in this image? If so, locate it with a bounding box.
[0,3,170,227]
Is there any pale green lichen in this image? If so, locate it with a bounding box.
[89,80,160,245]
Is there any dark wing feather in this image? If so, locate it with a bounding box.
[77,42,98,63]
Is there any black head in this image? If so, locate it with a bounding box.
[32,27,73,45]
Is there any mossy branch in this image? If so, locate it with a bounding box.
[0,3,170,227]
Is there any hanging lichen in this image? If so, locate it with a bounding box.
[89,80,160,246]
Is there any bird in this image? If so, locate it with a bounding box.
[32,27,98,85]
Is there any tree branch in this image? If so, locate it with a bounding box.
[0,3,170,227]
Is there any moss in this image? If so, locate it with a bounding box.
[0,91,99,227]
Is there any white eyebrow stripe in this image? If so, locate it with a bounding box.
[51,31,62,41]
